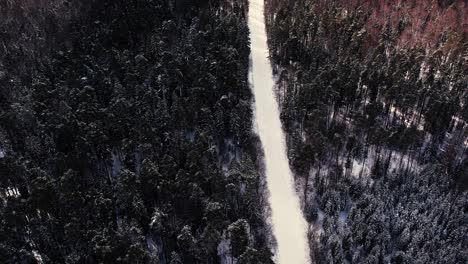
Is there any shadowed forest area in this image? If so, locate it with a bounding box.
[0,0,275,263]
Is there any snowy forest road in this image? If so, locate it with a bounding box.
[247,0,310,263]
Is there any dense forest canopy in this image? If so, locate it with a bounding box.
[1,0,467,263]
[266,0,467,263]
[1,0,275,263]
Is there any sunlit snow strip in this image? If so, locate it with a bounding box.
[248,1,310,263]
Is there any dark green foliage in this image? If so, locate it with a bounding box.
[0,0,273,263]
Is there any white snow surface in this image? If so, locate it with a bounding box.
[32,250,44,264]
[5,187,20,198]
[111,147,122,177]
[217,232,234,264]
[248,1,310,263]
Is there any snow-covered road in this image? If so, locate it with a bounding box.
[248,0,310,263]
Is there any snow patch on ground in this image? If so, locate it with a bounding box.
[388,104,425,131]
[338,210,349,226]
[5,186,20,198]
[221,139,240,172]
[186,131,195,142]
[147,236,165,264]
[111,147,122,177]
[342,145,421,178]
[217,232,234,264]
[311,208,325,237]
[146,237,158,256]
[134,151,142,176]
[32,250,44,264]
